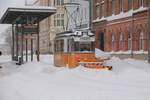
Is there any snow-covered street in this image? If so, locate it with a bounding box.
[0,55,150,100]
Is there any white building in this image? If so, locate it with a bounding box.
[36,0,89,54]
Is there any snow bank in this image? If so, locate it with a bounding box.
[0,55,150,100]
[95,48,111,59]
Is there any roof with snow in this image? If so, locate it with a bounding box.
[0,6,56,24]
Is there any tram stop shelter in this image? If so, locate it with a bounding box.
[0,6,56,65]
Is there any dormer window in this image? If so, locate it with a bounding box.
[140,0,144,7]
[128,0,132,10]
[120,0,124,12]
[112,0,115,14]
[100,1,105,17]
[96,4,100,18]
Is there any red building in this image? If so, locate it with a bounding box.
[92,0,149,52]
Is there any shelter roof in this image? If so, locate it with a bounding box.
[0,6,56,24]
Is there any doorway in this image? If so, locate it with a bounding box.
[99,32,104,51]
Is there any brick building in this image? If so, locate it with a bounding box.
[92,0,149,54]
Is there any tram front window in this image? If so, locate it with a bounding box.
[74,42,94,52]
[55,39,64,53]
[80,43,90,52]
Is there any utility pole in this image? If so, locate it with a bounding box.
[148,1,150,63]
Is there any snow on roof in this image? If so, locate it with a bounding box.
[92,16,107,23]
[8,5,56,10]
[107,11,132,21]
[6,6,56,13]
[133,6,147,13]
[93,6,148,23]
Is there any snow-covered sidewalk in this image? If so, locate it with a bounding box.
[0,55,150,100]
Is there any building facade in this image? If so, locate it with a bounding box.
[38,0,52,54]
[25,0,51,54]
[38,0,89,54]
[92,0,149,53]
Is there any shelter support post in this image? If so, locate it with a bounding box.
[12,24,15,60]
[16,24,19,61]
[26,33,28,62]
[21,24,24,64]
[31,33,33,61]
[37,21,40,62]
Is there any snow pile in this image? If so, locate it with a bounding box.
[95,48,111,59]
[0,55,11,63]
[107,11,132,21]
[106,57,150,77]
[0,55,150,100]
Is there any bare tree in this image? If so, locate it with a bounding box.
[0,26,12,54]
[3,26,12,46]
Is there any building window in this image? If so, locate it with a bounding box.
[54,14,64,27]
[54,0,56,6]
[57,0,60,5]
[112,0,115,14]
[61,14,64,26]
[70,0,75,3]
[101,2,105,17]
[128,33,132,50]
[120,0,124,12]
[55,0,64,6]
[139,31,144,50]
[128,0,132,10]
[112,34,115,51]
[55,39,64,52]
[61,0,64,5]
[139,0,144,7]
[96,5,100,18]
[57,14,60,26]
[54,15,56,26]
[120,33,124,50]
[84,8,87,19]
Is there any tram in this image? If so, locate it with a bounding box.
[54,29,97,68]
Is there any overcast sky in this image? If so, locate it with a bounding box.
[0,0,25,35]
[0,0,37,44]
[0,0,36,35]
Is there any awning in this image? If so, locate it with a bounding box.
[0,6,56,24]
